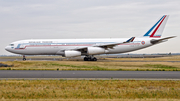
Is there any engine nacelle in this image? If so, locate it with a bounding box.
[87,47,105,55]
[64,50,81,57]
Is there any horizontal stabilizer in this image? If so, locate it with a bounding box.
[150,36,176,44]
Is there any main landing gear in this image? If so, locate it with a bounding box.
[23,55,26,61]
[84,55,97,61]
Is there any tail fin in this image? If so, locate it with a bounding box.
[141,15,169,38]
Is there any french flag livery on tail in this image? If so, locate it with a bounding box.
[143,15,169,38]
[5,15,176,61]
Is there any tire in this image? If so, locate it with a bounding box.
[88,58,91,61]
[23,58,26,61]
[93,58,97,61]
[84,57,88,61]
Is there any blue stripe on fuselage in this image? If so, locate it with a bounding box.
[16,44,21,49]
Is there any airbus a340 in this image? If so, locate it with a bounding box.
[5,15,175,61]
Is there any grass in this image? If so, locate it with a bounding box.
[0,60,180,71]
[0,80,180,100]
[0,56,180,100]
[0,55,180,71]
[145,64,178,69]
[106,55,180,61]
[0,99,180,101]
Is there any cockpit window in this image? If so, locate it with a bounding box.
[9,44,14,46]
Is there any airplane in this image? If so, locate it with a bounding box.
[5,15,176,61]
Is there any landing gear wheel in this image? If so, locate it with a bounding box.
[92,58,97,61]
[88,58,91,61]
[84,57,88,61]
[23,58,26,61]
[84,56,97,61]
[23,55,26,61]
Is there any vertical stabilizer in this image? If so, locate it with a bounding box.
[141,15,169,38]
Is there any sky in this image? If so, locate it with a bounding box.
[0,0,179,55]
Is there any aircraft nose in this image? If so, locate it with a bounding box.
[5,46,10,51]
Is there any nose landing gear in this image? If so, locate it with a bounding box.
[23,55,26,61]
[84,55,97,61]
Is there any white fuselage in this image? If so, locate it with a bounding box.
[4,15,173,60]
[5,38,155,56]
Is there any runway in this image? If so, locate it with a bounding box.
[0,70,180,80]
[1,58,180,63]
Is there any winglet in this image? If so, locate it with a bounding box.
[124,37,135,43]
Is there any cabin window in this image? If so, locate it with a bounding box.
[9,44,14,46]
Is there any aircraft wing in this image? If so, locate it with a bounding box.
[94,37,135,49]
[59,37,136,52]
[74,37,135,50]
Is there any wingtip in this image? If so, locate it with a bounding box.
[169,36,177,38]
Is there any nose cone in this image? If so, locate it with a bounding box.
[5,46,11,52]
[5,46,8,51]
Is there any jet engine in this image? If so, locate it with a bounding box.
[64,50,81,57]
[87,47,106,55]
